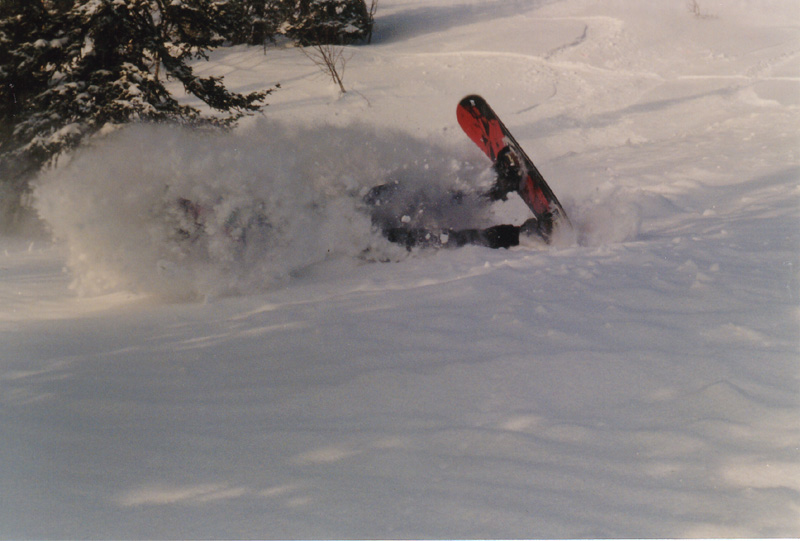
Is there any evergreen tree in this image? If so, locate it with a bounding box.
[217,0,377,47]
[220,0,285,45]
[282,0,373,46]
[0,0,274,228]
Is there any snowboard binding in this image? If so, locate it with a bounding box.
[485,146,523,202]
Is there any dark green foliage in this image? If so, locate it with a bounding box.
[219,0,286,45]
[219,0,375,47]
[0,0,274,228]
[282,0,373,46]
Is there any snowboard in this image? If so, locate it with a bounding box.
[457,94,570,240]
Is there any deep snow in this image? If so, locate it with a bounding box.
[2,0,799,538]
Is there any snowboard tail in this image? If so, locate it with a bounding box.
[457,94,570,240]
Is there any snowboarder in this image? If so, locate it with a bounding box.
[364,95,570,249]
[171,95,569,251]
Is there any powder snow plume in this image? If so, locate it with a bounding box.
[33,119,497,299]
[34,119,642,299]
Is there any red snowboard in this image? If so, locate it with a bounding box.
[457,94,570,240]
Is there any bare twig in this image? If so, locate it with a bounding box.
[686,0,714,19]
[367,0,378,43]
[303,43,348,94]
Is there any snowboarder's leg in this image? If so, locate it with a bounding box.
[364,181,548,250]
[382,223,524,250]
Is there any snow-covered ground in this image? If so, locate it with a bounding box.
[2,0,799,537]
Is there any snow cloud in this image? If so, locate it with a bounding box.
[34,119,496,298]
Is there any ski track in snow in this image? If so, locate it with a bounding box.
[2,0,800,538]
